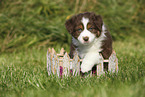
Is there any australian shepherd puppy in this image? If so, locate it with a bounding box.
[65,12,112,73]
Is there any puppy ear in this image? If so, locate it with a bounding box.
[93,15,103,32]
[65,17,74,34]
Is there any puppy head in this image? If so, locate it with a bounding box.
[65,12,103,45]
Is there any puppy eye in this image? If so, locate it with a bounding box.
[77,28,83,32]
[88,27,94,31]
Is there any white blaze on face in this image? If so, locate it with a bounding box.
[78,17,96,45]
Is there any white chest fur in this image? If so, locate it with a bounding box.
[77,38,103,59]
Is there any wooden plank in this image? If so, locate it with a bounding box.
[58,57,63,67]
[48,48,52,53]
[51,48,55,55]
[115,56,118,72]
[56,56,60,77]
[72,52,80,76]
[47,49,51,76]
[108,50,118,73]
[57,54,63,57]
[60,48,65,55]
[62,52,70,77]
[97,55,104,76]
[113,51,118,72]
[52,52,57,74]
[104,60,109,62]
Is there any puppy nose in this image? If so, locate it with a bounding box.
[83,37,89,41]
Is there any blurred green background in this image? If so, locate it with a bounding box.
[0,0,144,52]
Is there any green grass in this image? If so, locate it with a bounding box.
[0,0,145,96]
[0,36,145,97]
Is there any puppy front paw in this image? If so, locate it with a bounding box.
[81,62,93,73]
[80,52,102,73]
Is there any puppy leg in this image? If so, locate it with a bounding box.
[81,52,102,73]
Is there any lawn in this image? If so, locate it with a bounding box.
[0,36,144,97]
[0,0,145,97]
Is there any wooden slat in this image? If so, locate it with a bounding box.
[62,52,70,77]
[47,49,51,75]
[97,55,104,76]
[48,48,52,53]
[104,60,109,62]
[60,48,65,55]
[72,51,80,76]
[108,50,118,73]
[57,54,63,57]
[52,52,58,74]
[56,56,60,77]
